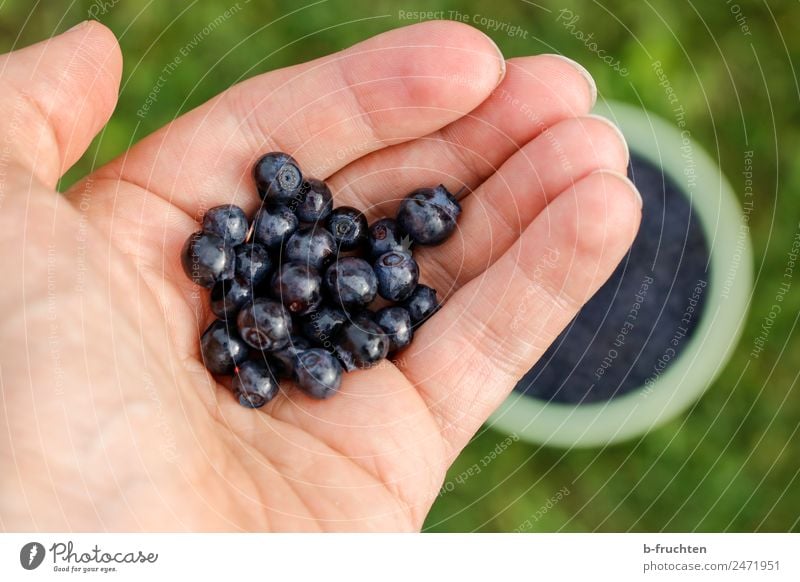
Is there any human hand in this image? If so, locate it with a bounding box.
[0,20,639,531]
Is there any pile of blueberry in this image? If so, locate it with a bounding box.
[182,152,461,407]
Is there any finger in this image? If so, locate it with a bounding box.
[327,54,596,213]
[406,170,642,455]
[0,21,121,186]
[416,114,629,293]
[76,20,505,219]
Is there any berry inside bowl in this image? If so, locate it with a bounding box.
[488,100,752,447]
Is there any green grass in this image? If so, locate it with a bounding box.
[3,0,797,531]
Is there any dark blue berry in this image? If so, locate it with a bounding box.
[367,218,407,259]
[375,306,413,352]
[234,242,272,286]
[236,298,292,351]
[284,226,336,270]
[253,204,298,249]
[268,336,311,379]
[402,284,440,324]
[295,348,343,399]
[210,276,252,319]
[270,263,322,316]
[396,184,461,245]
[181,231,235,288]
[334,319,389,371]
[324,257,377,309]
[326,206,368,251]
[202,204,249,246]
[200,319,249,375]
[300,306,347,347]
[347,308,375,324]
[232,360,279,408]
[253,152,303,203]
[373,250,419,301]
[296,179,333,223]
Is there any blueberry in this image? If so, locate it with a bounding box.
[300,305,347,347]
[334,319,389,371]
[324,257,378,309]
[326,206,368,251]
[367,218,408,259]
[284,226,336,270]
[373,250,419,301]
[396,184,461,245]
[375,306,413,352]
[232,360,280,408]
[270,263,322,316]
[210,276,252,319]
[200,319,249,375]
[295,178,333,223]
[347,307,375,324]
[181,231,235,288]
[253,152,303,203]
[268,336,311,379]
[295,348,343,399]
[202,204,249,246]
[253,204,298,249]
[234,242,272,286]
[236,298,293,351]
[402,284,440,324]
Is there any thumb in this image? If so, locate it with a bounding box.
[0,20,122,187]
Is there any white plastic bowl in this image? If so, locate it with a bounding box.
[488,100,753,447]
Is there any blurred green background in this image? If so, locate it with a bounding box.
[3,0,797,531]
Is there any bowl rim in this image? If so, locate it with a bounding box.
[487,99,753,447]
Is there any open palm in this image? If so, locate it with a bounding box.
[0,20,639,531]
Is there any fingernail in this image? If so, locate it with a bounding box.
[486,36,506,86]
[590,169,643,208]
[585,114,630,163]
[544,54,597,107]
